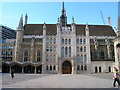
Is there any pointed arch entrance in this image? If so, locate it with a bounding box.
[62,61,72,74]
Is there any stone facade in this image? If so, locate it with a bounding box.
[2,2,117,74]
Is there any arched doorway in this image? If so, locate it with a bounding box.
[62,61,72,74]
[36,65,42,74]
[24,65,35,73]
[2,63,10,73]
[11,64,22,73]
[95,67,98,73]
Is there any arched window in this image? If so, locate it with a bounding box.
[65,39,67,44]
[99,67,101,72]
[95,67,98,73]
[84,47,86,52]
[62,39,64,44]
[80,47,83,52]
[81,55,83,63]
[84,55,87,63]
[37,50,41,62]
[84,65,87,70]
[53,38,56,44]
[61,47,64,57]
[46,55,49,61]
[80,38,82,44]
[65,47,68,57]
[69,47,71,57]
[24,49,29,62]
[109,66,111,72]
[81,65,83,70]
[83,38,86,44]
[53,65,56,70]
[101,51,104,59]
[77,47,79,52]
[50,38,52,44]
[69,39,71,44]
[77,65,80,70]
[46,65,48,70]
[77,38,79,44]
[77,55,80,63]
[50,65,52,70]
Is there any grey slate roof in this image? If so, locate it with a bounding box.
[24,24,116,36]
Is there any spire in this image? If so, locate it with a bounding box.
[60,2,67,27]
[17,14,23,30]
[108,16,111,26]
[62,2,66,16]
[118,16,120,31]
[25,13,28,25]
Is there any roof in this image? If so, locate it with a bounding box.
[24,24,116,36]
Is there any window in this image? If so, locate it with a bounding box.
[84,65,87,70]
[101,51,104,59]
[80,38,82,44]
[81,65,83,70]
[69,39,71,44]
[84,55,87,63]
[24,50,29,62]
[69,47,71,57]
[53,38,56,44]
[46,55,49,61]
[83,38,86,44]
[46,65,48,70]
[37,50,41,62]
[80,47,83,52]
[80,55,83,63]
[65,47,68,57]
[61,47,64,57]
[65,39,67,44]
[46,46,49,51]
[50,38,52,44]
[62,39,64,44]
[77,39,79,44]
[53,65,56,70]
[77,47,79,52]
[84,47,86,52]
[50,65,52,70]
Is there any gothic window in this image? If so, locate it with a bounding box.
[50,38,52,44]
[84,55,87,63]
[53,46,56,52]
[84,65,87,70]
[69,39,71,44]
[50,65,52,70]
[77,39,79,44]
[81,65,83,70]
[65,47,68,57]
[99,67,101,72]
[80,47,83,52]
[46,55,49,61]
[37,50,41,62]
[53,65,56,70]
[24,49,29,62]
[65,39,67,44]
[69,47,71,57]
[101,51,104,59]
[77,55,80,63]
[84,47,86,52]
[50,46,52,52]
[83,38,86,44]
[77,47,79,52]
[80,38,82,44]
[77,65,80,70]
[61,47,64,57]
[80,55,83,63]
[53,38,56,44]
[62,39,64,44]
[46,65,48,70]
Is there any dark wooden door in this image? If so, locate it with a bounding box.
[62,61,72,74]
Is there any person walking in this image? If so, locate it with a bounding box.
[113,67,120,87]
[11,69,15,79]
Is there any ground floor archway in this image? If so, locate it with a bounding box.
[11,64,22,73]
[2,63,10,73]
[36,65,42,73]
[24,65,35,73]
[62,61,72,74]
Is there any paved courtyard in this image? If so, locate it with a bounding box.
[1,73,120,88]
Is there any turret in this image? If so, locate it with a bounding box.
[85,23,89,36]
[71,17,76,33]
[117,16,120,36]
[43,22,46,35]
[108,16,112,26]
[25,13,28,25]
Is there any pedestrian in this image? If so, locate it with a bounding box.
[113,67,120,87]
[11,69,15,79]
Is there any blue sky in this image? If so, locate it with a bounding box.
[1,2,118,31]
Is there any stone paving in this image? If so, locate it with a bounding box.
[1,73,120,88]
